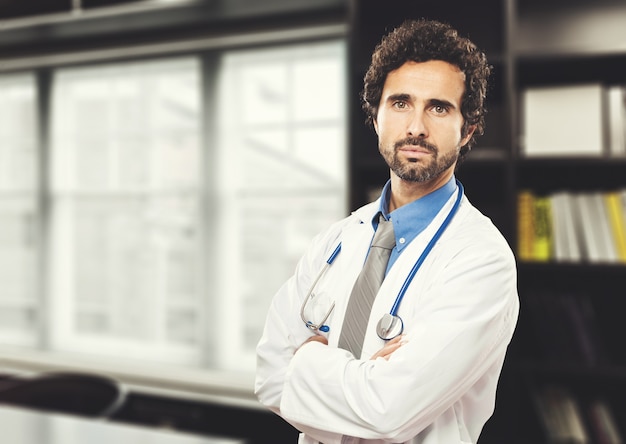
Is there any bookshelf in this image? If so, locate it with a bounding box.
[3,0,626,440]
[348,0,626,442]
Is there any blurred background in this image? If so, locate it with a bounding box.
[2,0,626,442]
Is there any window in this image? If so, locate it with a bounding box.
[214,41,347,370]
[0,38,347,379]
[48,57,204,365]
[0,74,39,347]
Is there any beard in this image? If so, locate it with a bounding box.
[380,136,459,183]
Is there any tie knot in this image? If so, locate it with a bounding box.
[372,217,395,250]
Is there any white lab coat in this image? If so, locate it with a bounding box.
[255,189,519,443]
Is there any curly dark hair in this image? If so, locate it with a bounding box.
[362,18,491,160]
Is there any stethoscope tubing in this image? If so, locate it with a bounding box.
[301,179,464,334]
[389,181,464,316]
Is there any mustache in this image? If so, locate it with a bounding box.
[393,137,437,153]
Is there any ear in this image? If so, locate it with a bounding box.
[373,118,379,135]
[460,125,476,147]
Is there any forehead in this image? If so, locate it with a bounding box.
[382,60,466,104]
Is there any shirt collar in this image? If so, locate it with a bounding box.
[374,176,457,253]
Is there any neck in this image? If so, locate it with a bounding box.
[388,169,454,212]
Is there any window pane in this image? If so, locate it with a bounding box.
[49,58,203,365]
[0,74,40,347]
[0,74,38,191]
[12,39,347,378]
[215,40,347,370]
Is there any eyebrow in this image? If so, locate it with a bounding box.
[428,98,456,110]
[386,93,411,103]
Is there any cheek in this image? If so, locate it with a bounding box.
[436,118,465,142]
[376,113,403,138]
[378,127,396,148]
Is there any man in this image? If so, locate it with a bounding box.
[255,18,519,443]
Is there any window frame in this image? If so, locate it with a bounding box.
[0,23,348,404]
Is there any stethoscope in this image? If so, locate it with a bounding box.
[300,180,464,341]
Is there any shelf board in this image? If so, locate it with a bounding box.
[467,147,509,162]
[517,156,626,166]
[515,47,626,61]
[516,360,626,383]
[518,261,626,275]
[515,0,626,60]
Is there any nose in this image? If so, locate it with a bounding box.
[407,110,428,138]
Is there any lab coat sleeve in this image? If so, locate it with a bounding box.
[275,216,519,442]
[254,274,311,414]
[255,218,349,415]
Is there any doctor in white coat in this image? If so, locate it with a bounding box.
[255,19,519,443]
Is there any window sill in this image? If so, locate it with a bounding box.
[0,345,260,411]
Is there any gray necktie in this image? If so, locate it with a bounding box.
[338,214,395,358]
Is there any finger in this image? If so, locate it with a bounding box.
[370,335,406,360]
[380,343,402,356]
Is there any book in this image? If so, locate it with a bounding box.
[526,290,607,365]
[533,385,589,443]
[604,191,626,263]
[549,191,582,262]
[532,386,566,442]
[589,191,619,263]
[522,83,607,157]
[587,399,624,444]
[574,192,618,263]
[562,293,607,366]
[607,85,626,157]
[517,190,536,261]
[622,189,626,244]
[525,292,581,364]
[533,196,553,261]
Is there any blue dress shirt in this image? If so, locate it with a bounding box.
[373,176,457,273]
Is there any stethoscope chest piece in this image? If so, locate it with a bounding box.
[376,313,403,340]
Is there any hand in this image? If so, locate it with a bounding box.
[370,335,405,360]
[296,334,328,352]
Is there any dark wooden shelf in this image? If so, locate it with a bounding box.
[349,1,626,442]
[517,361,626,382]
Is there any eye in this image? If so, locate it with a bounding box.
[433,105,448,114]
[393,100,408,109]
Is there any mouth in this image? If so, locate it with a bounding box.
[397,144,433,160]
[393,137,437,158]
[398,144,431,153]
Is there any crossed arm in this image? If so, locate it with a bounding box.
[299,334,405,360]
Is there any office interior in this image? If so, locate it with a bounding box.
[1,0,626,442]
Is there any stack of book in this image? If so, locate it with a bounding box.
[522,83,626,158]
[525,291,607,366]
[533,385,623,443]
[517,189,626,264]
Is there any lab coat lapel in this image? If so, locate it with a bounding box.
[360,193,466,358]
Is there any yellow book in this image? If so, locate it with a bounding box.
[604,191,626,262]
[533,196,553,262]
[517,191,536,261]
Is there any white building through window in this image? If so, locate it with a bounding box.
[0,38,347,380]
[0,74,40,348]
[49,57,204,365]
[214,41,347,370]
